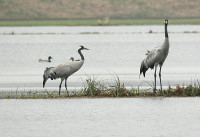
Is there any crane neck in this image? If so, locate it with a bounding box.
[165,23,168,38]
[161,37,169,52]
[78,49,84,60]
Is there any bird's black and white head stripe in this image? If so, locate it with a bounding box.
[165,19,168,25]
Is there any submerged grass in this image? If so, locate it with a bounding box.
[1,78,200,99]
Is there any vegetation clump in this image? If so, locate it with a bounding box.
[1,78,200,99]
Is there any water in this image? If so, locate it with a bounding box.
[1,26,200,137]
[0,25,200,92]
[0,98,200,137]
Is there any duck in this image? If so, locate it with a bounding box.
[38,56,53,62]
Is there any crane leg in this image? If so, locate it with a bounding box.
[159,66,162,92]
[154,66,157,93]
[65,79,67,90]
[65,78,69,95]
[59,79,64,95]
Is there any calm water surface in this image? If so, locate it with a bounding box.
[0,26,200,137]
[0,98,200,137]
[0,25,200,92]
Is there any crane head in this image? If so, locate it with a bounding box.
[165,19,168,25]
[80,45,89,50]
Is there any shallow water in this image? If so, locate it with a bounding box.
[0,98,200,137]
[0,25,200,92]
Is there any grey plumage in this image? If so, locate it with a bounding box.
[44,46,89,95]
[43,67,68,90]
[145,50,150,55]
[140,19,169,92]
[43,67,54,88]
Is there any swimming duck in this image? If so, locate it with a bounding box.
[38,56,53,62]
[69,57,74,61]
[69,57,80,61]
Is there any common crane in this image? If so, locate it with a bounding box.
[39,56,53,62]
[43,46,89,95]
[140,19,169,93]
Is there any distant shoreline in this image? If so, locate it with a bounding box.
[0,19,200,26]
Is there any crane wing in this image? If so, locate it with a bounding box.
[146,46,162,68]
[51,60,84,78]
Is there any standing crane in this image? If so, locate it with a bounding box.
[140,19,169,93]
[43,45,89,95]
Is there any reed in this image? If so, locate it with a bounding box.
[108,75,132,97]
[83,76,101,96]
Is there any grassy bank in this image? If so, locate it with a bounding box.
[1,77,200,99]
[0,19,200,26]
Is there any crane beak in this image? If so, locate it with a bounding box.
[84,48,89,50]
